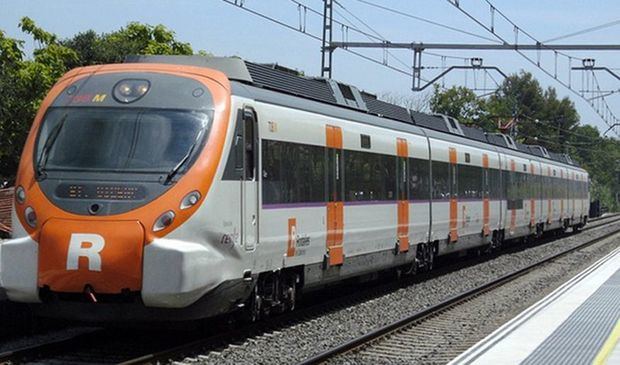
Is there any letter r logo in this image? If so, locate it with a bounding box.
[67,233,105,271]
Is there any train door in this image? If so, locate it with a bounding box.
[496,153,504,230]
[396,138,409,252]
[529,162,536,228]
[326,125,344,266]
[242,107,259,251]
[482,153,490,236]
[449,147,458,242]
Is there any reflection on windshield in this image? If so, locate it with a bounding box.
[36,107,210,173]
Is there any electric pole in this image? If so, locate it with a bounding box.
[321,0,333,78]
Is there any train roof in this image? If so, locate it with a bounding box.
[125,55,582,169]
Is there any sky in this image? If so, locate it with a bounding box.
[2,0,620,137]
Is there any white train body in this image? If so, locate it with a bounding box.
[0,56,588,321]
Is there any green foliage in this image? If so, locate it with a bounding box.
[429,85,493,130]
[0,18,196,181]
[61,22,193,68]
[0,18,79,181]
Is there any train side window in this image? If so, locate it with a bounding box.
[410,157,430,201]
[489,168,498,200]
[234,122,244,170]
[502,169,509,201]
[458,164,482,199]
[344,150,396,201]
[431,160,450,200]
[221,109,246,180]
[243,110,256,181]
[262,140,325,204]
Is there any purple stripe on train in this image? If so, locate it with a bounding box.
[262,198,507,209]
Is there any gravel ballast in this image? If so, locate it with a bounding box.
[340,233,620,364]
[180,223,620,365]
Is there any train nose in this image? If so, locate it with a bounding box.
[38,219,144,294]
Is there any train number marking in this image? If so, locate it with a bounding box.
[66,233,105,272]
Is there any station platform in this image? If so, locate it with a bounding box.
[451,245,620,365]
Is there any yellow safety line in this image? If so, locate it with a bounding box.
[593,319,620,365]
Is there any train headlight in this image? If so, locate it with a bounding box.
[16,186,26,204]
[24,206,37,228]
[153,210,175,232]
[113,79,150,103]
[180,191,201,210]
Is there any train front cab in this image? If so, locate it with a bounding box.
[0,63,261,321]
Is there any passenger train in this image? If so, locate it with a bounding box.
[0,56,589,321]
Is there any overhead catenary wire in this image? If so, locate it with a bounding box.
[332,0,411,69]
[544,19,620,43]
[447,0,620,137]
[352,0,502,44]
[222,0,436,81]
[293,0,468,70]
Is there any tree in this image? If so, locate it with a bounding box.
[0,18,78,180]
[429,85,492,129]
[0,18,196,180]
[61,22,193,68]
[380,91,432,112]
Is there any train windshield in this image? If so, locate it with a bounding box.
[36,107,210,175]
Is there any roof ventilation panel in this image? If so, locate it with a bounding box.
[434,114,465,136]
[562,154,574,165]
[326,80,368,111]
[526,144,549,157]
[410,111,450,132]
[503,135,518,150]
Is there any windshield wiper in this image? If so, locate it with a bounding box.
[163,129,205,185]
[36,114,68,180]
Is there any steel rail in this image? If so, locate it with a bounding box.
[297,223,620,365]
[117,216,620,365]
[0,328,103,364]
[3,216,617,365]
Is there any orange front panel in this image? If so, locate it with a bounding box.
[39,219,144,293]
[398,200,409,252]
[287,218,296,257]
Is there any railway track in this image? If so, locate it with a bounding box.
[1,216,618,365]
[297,222,620,365]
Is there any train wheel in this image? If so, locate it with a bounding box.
[245,285,262,322]
[284,274,299,311]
